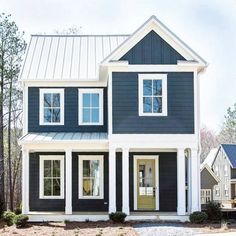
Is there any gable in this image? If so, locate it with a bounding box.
[201,168,218,189]
[221,144,236,168]
[120,30,186,64]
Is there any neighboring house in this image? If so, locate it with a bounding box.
[202,145,236,208]
[18,15,207,222]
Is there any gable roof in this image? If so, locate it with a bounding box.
[200,164,220,183]
[102,15,207,68]
[201,148,219,168]
[221,144,236,168]
[19,34,129,81]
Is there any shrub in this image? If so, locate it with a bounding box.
[14,214,29,228]
[204,201,222,221]
[3,211,16,226]
[109,212,127,223]
[189,211,208,224]
[14,203,22,215]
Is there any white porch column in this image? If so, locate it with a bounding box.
[22,149,29,214]
[177,148,186,215]
[122,148,130,215]
[109,148,116,213]
[65,150,72,214]
[191,149,200,212]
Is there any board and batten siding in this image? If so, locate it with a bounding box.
[120,30,186,64]
[112,72,194,134]
[29,152,65,211]
[28,87,107,132]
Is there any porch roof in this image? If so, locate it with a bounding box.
[19,132,108,144]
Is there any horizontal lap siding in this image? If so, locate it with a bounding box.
[72,152,109,211]
[28,87,107,132]
[112,72,194,134]
[29,152,65,211]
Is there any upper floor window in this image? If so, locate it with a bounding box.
[39,89,64,125]
[224,164,228,176]
[138,74,167,116]
[201,189,211,204]
[78,89,103,125]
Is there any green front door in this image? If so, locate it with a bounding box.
[137,159,156,210]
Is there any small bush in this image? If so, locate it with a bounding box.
[204,201,222,221]
[3,211,16,226]
[14,203,22,215]
[109,212,127,223]
[14,214,29,228]
[189,211,208,224]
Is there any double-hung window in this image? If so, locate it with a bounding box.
[78,155,103,199]
[201,189,211,204]
[40,89,64,125]
[224,165,228,176]
[39,156,64,199]
[78,89,103,125]
[139,74,167,116]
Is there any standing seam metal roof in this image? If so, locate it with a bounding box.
[221,144,236,168]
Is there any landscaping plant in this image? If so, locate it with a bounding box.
[189,211,208,224]
[109,212,127,223]
[204,201,222,221]
[3,211,16,226]
[14,214,29,228]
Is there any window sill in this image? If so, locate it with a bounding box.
[39,123,64,126]
[78,122,103,126]
[139,112,168,117]
[39,196,64,200]
[78,196,104,200]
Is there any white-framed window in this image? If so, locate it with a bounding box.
[224,164,228,176]
[215,186,220,197]
[78,155,104,199]
[39,89,64,125]
[39,155,64,199]
[138,74,167,116]
[78,89,103,125]
[224,185,229,197]
[201,189,211,204]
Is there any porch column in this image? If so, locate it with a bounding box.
[122,148,130,215]
[109,148,116,213]
[191,149,200,212]
[65,149,72,214]
[177,148,186,215]
[22,149,29,214]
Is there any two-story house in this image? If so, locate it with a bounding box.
[18,16,207,222]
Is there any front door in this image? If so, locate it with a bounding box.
[137,159,156,210]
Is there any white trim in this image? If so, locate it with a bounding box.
[22,149,29,214]
[39,155,65,199]
[138,74,167,116]
[133,155,159,211]
[108,70,113,135]
[39,88,64,126]
[78,88,103,126]
[200,164,220,183]
[78,155,104,199]
[65,150,72,214]
[200,189,211,204]
[109,149,116,213]
[23,84,28,135]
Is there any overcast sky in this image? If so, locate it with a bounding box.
[2,0,236,132]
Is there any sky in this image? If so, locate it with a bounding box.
[1,0,236,133]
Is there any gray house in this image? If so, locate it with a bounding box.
[202,144,236,208]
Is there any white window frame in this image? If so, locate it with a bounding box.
[39,155,64,199]
[78,89,103,125]
[201,189,211,204]
[224,185,229,197]
[78,155,104,199]
[215,186,220,197]
[138,74,167,116]
[224,164,228,176]
[39,88,64,125]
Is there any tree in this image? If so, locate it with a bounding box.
[200,125,218,163]
[218,103,236,144]
[0,13,26,211]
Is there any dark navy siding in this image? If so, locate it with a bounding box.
[129,152,177,212]
[28,87,107,132]
[120,30,186,64]
[72,152,109,212]
[112,72,194,134]
[29,152,65,211]
[116,152,122,211]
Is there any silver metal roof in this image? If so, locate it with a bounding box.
[20,35,129,81]
[19,132,108,143]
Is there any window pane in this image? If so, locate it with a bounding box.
[83,160,100,177]
[44,160,51,177]
[153,97,162,113]
[143,97,152,113]
[44,108,52,123]
[143,80,152,96]
[53,179,61,196]
[83,178,100,196]
[44,93,52,107]
[44,179,52,196]
[83,108,90,123]
[52,108,61,122]
[153,80,162,95]
[83,93,90,107]
[91,93,99,107]
[53,160,60,177]
[52,93,60,107]
[92,108,99,123]
[83,160,90,177]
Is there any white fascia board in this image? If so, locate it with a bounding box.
[102,16,207,67]
[200,164,220,183]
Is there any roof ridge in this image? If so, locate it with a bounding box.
[31,34,130,37]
